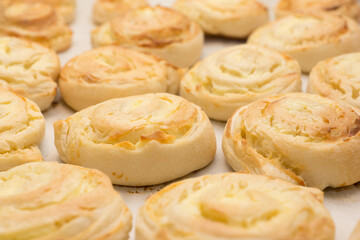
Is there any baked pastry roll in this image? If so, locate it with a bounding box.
[248,12,360,73]
[223,92,360,190]
[1,0,76,24]
[0,1,72,52]
[173,0,269,38]
[276,0,360,22]
[0,162,132,240]
[350,221,360,240]
[0,37,59,111]
[60,46,184,111]
[180,44,302,121]
[54,93,216,186]
[136,173,335,240]
[91,6,204,68]
[93,0,148,25]
[308,52,360,109]
[0,88,45,171]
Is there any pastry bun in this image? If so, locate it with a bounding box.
[0,88,45,171]
[93,0,148,25]
[223,92,360,190]
[276,0,360,22]
[60,46,184,111]
[136,173,334,240]
[308,52,360,109]
[248,11,360,73]
[174,0,269,38]
[180,44,302,121]
[54,93,216,186]
[0,162,132,240]
[0,37,59,111]
[0,1,72,52]
[91,6,204,68]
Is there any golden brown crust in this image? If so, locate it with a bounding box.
[180,44,302,121]
[308,52,360,109]
[222,92,360,189]
[0,2,72,52]
[91,6,204,67]
[136,173,335,240]
[54,93,216,186]
[174,0,269,38]
[60,46,184,111]
[276,0,360,21]
[93,0,148,25]
[248,11,360,72]
[0,162,132,240]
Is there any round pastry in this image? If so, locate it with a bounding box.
[248,11,360,73]
[1,0,76,24]
[91,6,204,68]
[0,2,72,52]
[350,221,360,240]
[0,88,45,171]
[308,52,360,109]
[93,0,148,25]
[136,173,335,240]
[276,0,360,22]
[60,46,184,111]
[173,0,269,38]
[223,92,360,190]
[54,93,216,186]
[0,37,59,111]
[180,44,302,121]
[0,162,132,240]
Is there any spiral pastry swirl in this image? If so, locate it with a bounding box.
[0,88,45,171]
[223,92,360,189]
[60,46,184,111]
[248,11,360,73]
[1,0,76,24]
[93,0,148,25]
[136,173,334,240]
[180,44,302,121]
[0,2,72,52]
[91,6,204,68]
[308,52,360,109]
[276,0,360,21]
[0,162,132,240]
[54,93,216,186]
[0,37,59,111]
[174,0,269,38]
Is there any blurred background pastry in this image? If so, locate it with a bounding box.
[136,173,334,240]
[91,6,204,68]
[180,44,302,121]
[60,46,184,111]
[223,92,360,190]
[0,162,132,240]
[54,93,216,186]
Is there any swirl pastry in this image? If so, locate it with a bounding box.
[0,1,72,52]
[174,0,269,38]
[93,0,148,25]
[0,88,45,171]
[136,173,335,240]
[1,0,76,24]
[180,44,302,121]
[0,37,59,111]
[54,93,216,186]
[276,0,360,21]
[0,162,132,240]
[248,12,360,73]
[60,46,184,111]
[91,6,204,68]
[308,52,360,109]
[223,92,360,190]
